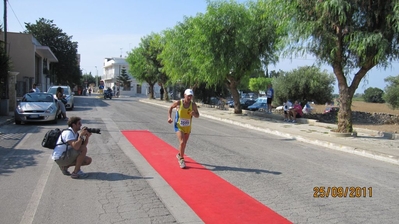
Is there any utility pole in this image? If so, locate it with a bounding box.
[95,66,98,89]
[3,0,6,56]
[0,0,9,115]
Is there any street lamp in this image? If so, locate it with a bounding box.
[95,66,98,89]
[81,69,87,88]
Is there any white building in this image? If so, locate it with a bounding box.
[102,57,161,96]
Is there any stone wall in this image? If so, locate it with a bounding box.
[303,111,399,125]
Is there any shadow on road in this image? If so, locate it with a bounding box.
[190,162,282,175]
[84,172,154,181]
[0,149,43,176]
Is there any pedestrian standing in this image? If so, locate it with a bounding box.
[167,89,200,168]
[32,83,40,93]
[160,87,165,100]
[266,84,274,113]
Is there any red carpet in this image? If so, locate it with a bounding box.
[122,130,291,224]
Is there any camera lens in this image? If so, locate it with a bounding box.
[86,128,101,134]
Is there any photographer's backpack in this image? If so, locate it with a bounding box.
[41,128,70,149]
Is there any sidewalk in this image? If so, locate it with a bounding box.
[141,98,399,166]
[0,112,14,127]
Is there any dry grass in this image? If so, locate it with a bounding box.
[312,101,399,115]
[311,102,399,133]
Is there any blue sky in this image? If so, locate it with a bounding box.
[2,0,398,94]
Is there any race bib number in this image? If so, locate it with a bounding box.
[179,118,191,127]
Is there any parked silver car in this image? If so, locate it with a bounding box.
[14,92,61,125]
[47,85,75,110]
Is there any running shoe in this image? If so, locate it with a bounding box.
[178,158,186,169]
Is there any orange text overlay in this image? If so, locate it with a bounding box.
[313,186,372,198]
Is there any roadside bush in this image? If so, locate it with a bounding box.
[363,87,385,103]
[384,76,399,109]
[273,66,335,105]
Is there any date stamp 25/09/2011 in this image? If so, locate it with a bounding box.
[313,186,373,198]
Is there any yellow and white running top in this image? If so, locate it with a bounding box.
[174,99,193,134]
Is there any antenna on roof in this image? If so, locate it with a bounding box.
[120,48,123,57]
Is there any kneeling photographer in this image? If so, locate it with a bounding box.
[52,117,95,179]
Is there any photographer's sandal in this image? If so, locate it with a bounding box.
[71,170,89,179]
[59,166,71,176]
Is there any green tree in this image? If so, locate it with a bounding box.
[147,33,169,100]
[24,18,81,87]
[273,66,335,105]
[363,87,385,103]
[276,1,399,133]
[138,34,161,99]
[116,67,131,90]
[384,75,399,109]
[162,1,282,113]
[161,16,202,90]
[248,77,272,94]
[126,35,159,99]
[269,70,284,78]
[81,72,96,87]
[127,46,147,94]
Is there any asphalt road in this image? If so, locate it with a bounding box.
[0,95,398,224]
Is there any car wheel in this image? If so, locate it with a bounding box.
[15,119,21,125]
[52,117,58,124]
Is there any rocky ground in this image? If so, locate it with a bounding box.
[303,112,399,133]
[353,123,398,133]
[298,102,399,134]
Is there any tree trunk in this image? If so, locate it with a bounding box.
[337,86,354,133]
[226,78,242,114]
[334,62,370,133]
[149,85,155,99]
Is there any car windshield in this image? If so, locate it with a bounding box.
[255,98,267,103]
[47,87,70,95]
[240,98,251,103]
[22,93,54,102]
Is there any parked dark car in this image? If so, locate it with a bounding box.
[240,98,256,109]
[248,102,267,111]
[323,106,339,114]
[228,100,234,108]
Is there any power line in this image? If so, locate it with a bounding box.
[7,0,24,31]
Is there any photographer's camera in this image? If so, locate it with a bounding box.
[84,127,101,134]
